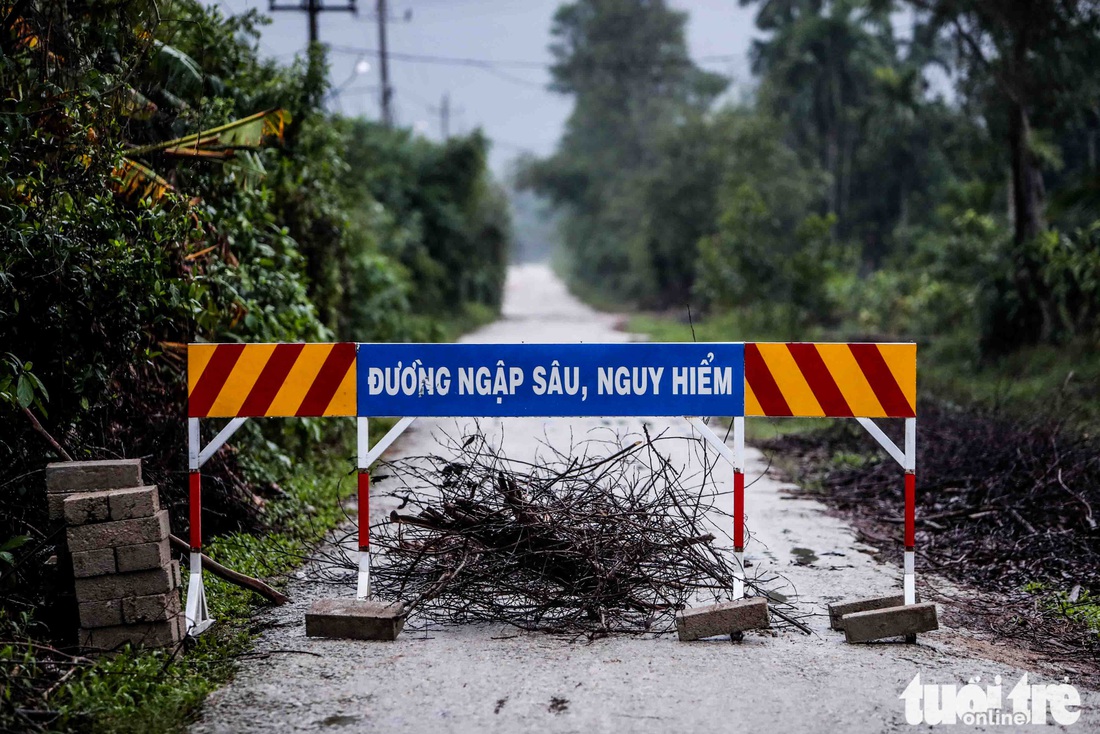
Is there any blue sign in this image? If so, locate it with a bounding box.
[356,343,744,417]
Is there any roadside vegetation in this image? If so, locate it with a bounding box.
[519,0,1100,666]
[0,1,509,730]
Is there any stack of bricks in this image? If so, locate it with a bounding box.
[46,459,185,652]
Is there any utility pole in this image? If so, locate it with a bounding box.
[269,1,358,46]
[376,0,393,127]
[429,94,462,141]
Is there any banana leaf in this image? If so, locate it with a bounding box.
[126,109,290,158]
[110,159,173,203]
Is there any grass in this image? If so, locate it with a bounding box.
[1023,582,1100,638]
[46,445,356,733]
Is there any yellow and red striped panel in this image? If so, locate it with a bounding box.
[745,342,915,418]
[187,343,356,418]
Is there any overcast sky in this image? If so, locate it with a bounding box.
[207,0,760,176]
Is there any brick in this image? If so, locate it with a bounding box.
[66,510,169,553]
[72,548,116,578]
[116,539,170,573]
[676,597,770,641]
[47,460,142,494]
[828,594,922,630]
[843,602,939,643]
[62,491,111,526]
[79,620,180,652]
[48,494,67,523]
[75,566,175,602]
[123,591,181,624]
[305,599,407,641]
[78,599,123,629]
[108,486,160,521]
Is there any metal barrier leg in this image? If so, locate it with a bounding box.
[356,417,371,600]
[733,416,745,599]
[185,418,213,635]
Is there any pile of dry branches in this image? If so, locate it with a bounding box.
[320,426,804,636]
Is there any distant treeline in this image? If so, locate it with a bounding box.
[520,0,1100,357]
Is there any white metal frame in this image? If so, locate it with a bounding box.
[185,416,248,635]
[689,414,917,607]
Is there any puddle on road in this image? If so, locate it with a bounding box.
[321,714,360,727]
[790,547,819,566]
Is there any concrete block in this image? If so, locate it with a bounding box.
[116,539,170,573]
[676,597,769,641]
[66,510,169,553]
[108,486,160,521]
[169,559,181,589]
[63,491,111,526]
[72,548,116,578]
[47,460,142,493]
[843,602,939,643]
[75,566,175,602]
[48,493,67,523]
[79,620,180,652]
[123,591,181,624]
[78,599,123,628]
[828,594,920,630]
[305,599,407,641]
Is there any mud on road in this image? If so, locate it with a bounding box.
[192,265,1098,734]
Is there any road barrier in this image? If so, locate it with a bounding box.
[185,341,930,641]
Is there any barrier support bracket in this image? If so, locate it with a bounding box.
[686,417,739,470]
[854,417,906,469]
[197,417,248,468]
[362,416,417,468]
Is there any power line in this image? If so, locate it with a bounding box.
[327,46,743,71]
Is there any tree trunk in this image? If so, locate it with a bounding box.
[1008,100,1046,246]
[1008,99,1054,340]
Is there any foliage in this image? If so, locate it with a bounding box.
[1,0,509,726]
[528,0,1100,358]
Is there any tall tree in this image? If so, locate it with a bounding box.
[909,0,1100,246]
[521,0,726,304]
[744,0,893,223]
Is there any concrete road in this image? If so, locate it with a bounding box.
[192,264,1097,734]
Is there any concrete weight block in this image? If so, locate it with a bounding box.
[306,599,407,641]
[828,594,917,630]
[676,597,769,641]
[843,602,939,643]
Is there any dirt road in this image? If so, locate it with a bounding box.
[192,264,1097,733]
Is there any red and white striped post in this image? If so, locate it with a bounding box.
[733,416,745,599]
[185,417,211,634]
[904,417,916,605]
[356,416,371,599]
